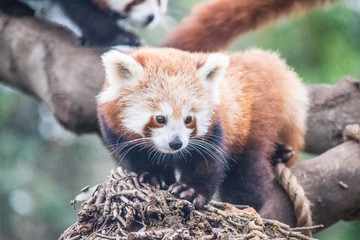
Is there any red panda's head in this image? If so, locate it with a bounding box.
[97,48,229,154]
[105,0,167,27]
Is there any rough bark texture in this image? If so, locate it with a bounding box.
[0,13,105,133]
[0,13,359,154]
[305,77,360,154]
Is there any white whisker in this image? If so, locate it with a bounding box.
[189,137,230,168]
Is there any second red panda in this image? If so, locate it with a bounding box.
[97,47,308,210]
[162,0,337,52]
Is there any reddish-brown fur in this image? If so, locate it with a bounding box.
[162,0,337,52]
[219,49,306,164]
[97,47,307,209]
[99,48,307,159]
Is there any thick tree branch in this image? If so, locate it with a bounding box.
[0,13,104,133]
[1,13,359,154]
[305,77,360,154]
[261,140,360,229]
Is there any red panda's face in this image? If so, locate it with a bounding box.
[106,0,167,27]
[98,49,229,154]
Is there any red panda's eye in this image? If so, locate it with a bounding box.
[156,115,166,124]
[185,116,192,124]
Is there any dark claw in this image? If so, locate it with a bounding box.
[179,187,195,201]
[150,177,161,189]
[139,171,168,190]
[272,142,294,165]
[169,182,208,209]
[139,172,149,183]
[193,194,207,209]
[160,180,168,190]
[169,182,186,195]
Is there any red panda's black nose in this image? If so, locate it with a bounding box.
[169,137,182,150]
[145,14,155,25]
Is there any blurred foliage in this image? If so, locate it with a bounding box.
[228,0,360,85]
[0,86,114,240]
[0,0,359,239]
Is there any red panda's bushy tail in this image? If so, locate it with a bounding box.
[161,0,337,52]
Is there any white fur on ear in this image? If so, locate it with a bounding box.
[97,50,144,104]
[96,87,122,104]
[101,50,144,88]
[198,53,229,105]
[198,53,230,84]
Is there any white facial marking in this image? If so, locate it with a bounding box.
[150,103,193,153]
[152,118,192,153]
[106,0,131,13]
[123,104,152,136]
[159,102,172,116]
[107,0,167,27]
[196,109,213,137]
[159,0,168,14]
[181,105,192,117]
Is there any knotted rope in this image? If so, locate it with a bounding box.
[275,162,313,237]
[275,123,360,237]
[343,124,360,142]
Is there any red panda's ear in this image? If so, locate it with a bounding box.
[101,50,144,88]
[198,53,229,84]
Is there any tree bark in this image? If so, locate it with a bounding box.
[1,11,360,233]
[305,77,360,154]
[0,13,104,133]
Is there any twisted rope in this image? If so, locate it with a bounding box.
[275,123,360,236]
[343,124,360,142]
[275,162,313,237]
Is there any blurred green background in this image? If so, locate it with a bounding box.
[0,0,359,239]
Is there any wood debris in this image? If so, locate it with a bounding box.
[60,167,320,240]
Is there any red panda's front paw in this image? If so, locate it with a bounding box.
[168,182,209,209]
[138,172,169,190]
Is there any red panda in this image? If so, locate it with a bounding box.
[57,0,168,46]
[96,47,308,210]
[161,0,338,52]
[1,0,168,46]
[91,0,168,27]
